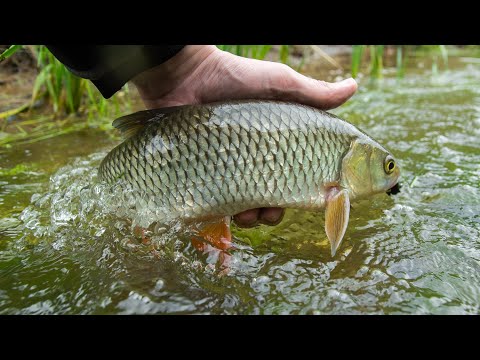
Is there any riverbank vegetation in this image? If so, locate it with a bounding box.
[0,45,473,149]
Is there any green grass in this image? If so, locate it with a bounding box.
[370,45,384,78]
[350,45,449,79]
[0,45,22,62]
[32,46,131,118]
[0,46,135,147]
[0,43,454,146]
[351,45,386,78]
[0,45,136,147]
[351,45,365,78]
[1,45,131,119]
[396,46,405,79]
[33,46,83,114]
[0,116,84,150]
[1,45,290,119]
[0,45,292,147]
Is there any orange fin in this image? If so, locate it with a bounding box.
[193,216,232,251]
[191,216,233,270]
[325,188,350,257]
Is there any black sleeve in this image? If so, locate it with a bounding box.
[46,45,185,98]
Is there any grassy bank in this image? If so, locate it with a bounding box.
[0,45,466,148]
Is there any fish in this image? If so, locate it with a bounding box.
[99,100,400,257]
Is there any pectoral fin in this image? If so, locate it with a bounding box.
[325,188,350,257]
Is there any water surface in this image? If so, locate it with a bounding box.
[1,56,479,314]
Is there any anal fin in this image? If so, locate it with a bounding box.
[191,216,233,269]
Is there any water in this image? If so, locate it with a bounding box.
[1,56,480,314]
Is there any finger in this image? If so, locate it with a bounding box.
[196,50,358,111]
[268,65,358,110]
[233,208,260,228]
[258,207,285,226]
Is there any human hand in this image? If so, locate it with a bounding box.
[132,45,358,228]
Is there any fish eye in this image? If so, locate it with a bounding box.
[384,156,396,174]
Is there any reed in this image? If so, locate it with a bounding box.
[0,45,22,62]
[0,45,291,147]
[350,45,449,79]
[396,46,405,79]
[1,45,289,119]
[370,45,384,78]
[351,45,365,78]
[32,46,84,114]
[1,45,131,118]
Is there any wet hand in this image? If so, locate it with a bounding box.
[132,45,358,227]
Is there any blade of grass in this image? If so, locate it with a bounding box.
[250,46,258,59]
[65,69,75,113]
[439,45,449,69]
[0,45,23,62]
[279,45,290,64]
[14,124,27,135]
[0,102,31,120]
[14,116,50,126]
[31,64,51,104]
[396,46,405,79]
[370,45,384,78]
[351,45,365,78]
[258,45,272,60]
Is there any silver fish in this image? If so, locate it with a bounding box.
[99,100,400,256]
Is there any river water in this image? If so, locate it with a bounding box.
[1,54,479,314]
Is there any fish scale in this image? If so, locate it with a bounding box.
[99,101,372,223]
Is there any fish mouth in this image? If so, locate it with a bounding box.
[386,181,401,196]
[386,166,401,196]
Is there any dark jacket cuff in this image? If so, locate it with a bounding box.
[46,45,185,98]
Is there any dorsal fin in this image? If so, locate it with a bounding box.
[112,105,188,139]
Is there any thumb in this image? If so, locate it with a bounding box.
[283,70,358,110]
[196,51,358,110]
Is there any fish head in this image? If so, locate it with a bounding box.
[341,138,400,199]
